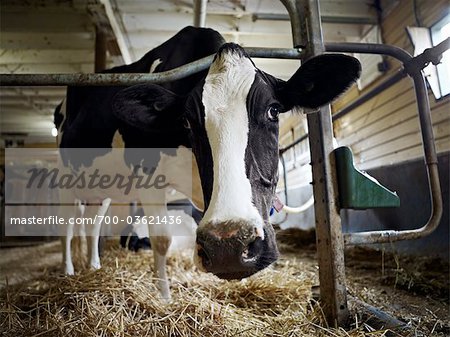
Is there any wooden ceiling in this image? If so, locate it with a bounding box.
[0,0,378,145]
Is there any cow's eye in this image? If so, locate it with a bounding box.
[267,105,280,122]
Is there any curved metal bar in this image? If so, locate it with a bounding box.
[325,42,413,63]
[327,42,443,246]
[0,47,302,87]
[0,55,214,86]
[279,0,305,48]
[279,133,308,154]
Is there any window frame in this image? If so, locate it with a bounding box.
[430,14,450,100]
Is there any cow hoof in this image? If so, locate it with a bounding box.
[159,294,172,304]
[90,261,101,270]
[65,265,75,276]
[119,235,129,248]
[127,235,152,253]
[157,282,171,303]
[127,234,139,252]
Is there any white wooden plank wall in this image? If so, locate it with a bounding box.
[334,0,449,170]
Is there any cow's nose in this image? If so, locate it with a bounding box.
[195,220,265,279]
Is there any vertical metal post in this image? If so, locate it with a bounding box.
[95,27,107,72]
[304,0,349,326]
[193,0,207,28]
[280,0,349,326]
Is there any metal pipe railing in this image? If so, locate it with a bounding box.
[281,39,448,169]
[0,37,444,247]
[278,40,445,246]
[279,69,406,155]
[0,47,302,87]
[281,0,350,327]
[325,42,413,64]
[279,134,308,155]
[326,42,443,246]
[279,0,305,48]
[193,0,207,28]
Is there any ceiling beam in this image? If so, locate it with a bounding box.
[0,49,95,65]
[1,97,61,107]
[0,63,102,74]
[0,11,91,33]
[0,32,94,50]
[87,0,133,63]
[0,87,66,97]
[252,13,377,25]
[0,108,56,118]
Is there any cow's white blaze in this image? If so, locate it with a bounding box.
[201,50,264,238]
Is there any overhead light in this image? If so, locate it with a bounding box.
[51,127,58,137]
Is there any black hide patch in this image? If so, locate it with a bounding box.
[57,26,225,170]
[184,83,214,210]
[280,54,361,109]
[245,73,281,222]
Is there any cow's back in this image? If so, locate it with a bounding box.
[57,26,225,169]
[107,26,225,95]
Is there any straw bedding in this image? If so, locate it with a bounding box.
[0,233,448,337]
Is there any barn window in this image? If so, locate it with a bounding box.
[407,14,450,100]
[430,15,450,99]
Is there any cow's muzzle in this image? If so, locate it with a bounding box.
[195,220,274,280]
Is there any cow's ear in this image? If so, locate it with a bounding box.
[278,54,361,110]
[112,84,183,131]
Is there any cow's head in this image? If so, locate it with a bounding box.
[113,43,360,280]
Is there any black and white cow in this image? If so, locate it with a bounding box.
[56,26,360,299]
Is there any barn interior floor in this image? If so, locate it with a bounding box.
[0,230,448,336]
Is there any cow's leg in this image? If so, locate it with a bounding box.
[146,204,171,300]
[132,216,149,238]
[122,204,151,252]
[62,219,75,275]
[85,198,111,270]
[140,190,172,300]
[71,200,87,268]
[59,192,77,275]
[150,233,172,301]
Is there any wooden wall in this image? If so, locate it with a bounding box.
[278,0,449,193]
[333,0,450,171]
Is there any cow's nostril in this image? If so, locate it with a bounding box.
[198,246,212,268]
[241,237,263,263]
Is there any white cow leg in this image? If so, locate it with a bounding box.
[62,220,75,275]
[86,198,111,270]
[72,199,86,267]
[139,160,172,301]
[142,203,171,300]
[59,193,76,275]
[150,234,172,301]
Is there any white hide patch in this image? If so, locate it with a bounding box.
[149,58,162,73]
[56,98,67,146]
[201,50,264,237]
